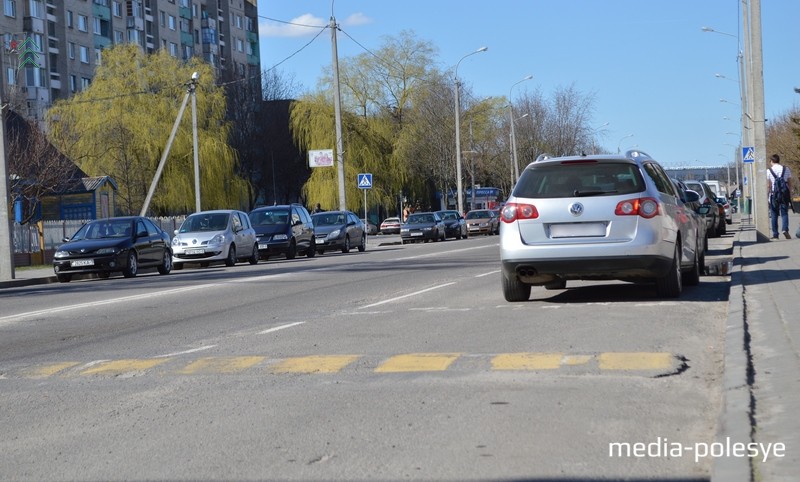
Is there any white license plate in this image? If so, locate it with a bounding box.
[71,259,94,267]
[550,222,607,238]
[258,243,270,249]
[411,232,423,236]
[185,248,205,255]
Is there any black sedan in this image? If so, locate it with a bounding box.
[400,212,446,244]
[52,216,172,282]
[435,210,468,239]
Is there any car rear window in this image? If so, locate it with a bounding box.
[513,161,645,198]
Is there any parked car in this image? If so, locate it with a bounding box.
[465,209,500,236]
[435,210,468,239]
[716,196,733,225]
[379,217,401,235]
[311,210,366,254]
[172,210,258,269]
[53,216,173,282]
[683,180,723,237]
[673,178,710,268]
[400,212,446,244]
[366,221,379,235]
[499,150,706,301]
[248,204,316,260]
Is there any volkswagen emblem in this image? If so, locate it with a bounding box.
[569,203,584,216]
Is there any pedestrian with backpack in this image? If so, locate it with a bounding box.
[767,154,793,240]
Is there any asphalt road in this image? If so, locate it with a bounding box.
[0,232,734,481]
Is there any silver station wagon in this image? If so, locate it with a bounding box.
[499,150,708,301]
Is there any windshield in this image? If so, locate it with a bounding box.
[312,213,347,226]
[466,211,491,220]
[180,213,230,233]
[437,212,458,220]
[249,209,290,226]
[514,162,644,198]
[71,220,133,240]
[406,214,435,224]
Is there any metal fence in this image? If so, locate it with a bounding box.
[12,216,187,254]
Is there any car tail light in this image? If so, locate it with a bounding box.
[501,203,539,223]
[614,197,660,219]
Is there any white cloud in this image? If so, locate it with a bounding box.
[260,13,328,38]
[343,12,372,27]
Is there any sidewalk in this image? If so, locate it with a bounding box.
[714,211,800,481]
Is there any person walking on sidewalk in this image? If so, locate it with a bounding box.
[767,153,793,239]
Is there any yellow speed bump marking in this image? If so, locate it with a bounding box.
[598,352,673,371]
[178,356,265,374]
[375,353,461,373]
[491,353,563,370]
[270,355,360,374]
[25,362,80,378]
[81,358,169,375]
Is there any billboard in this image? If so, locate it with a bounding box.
[308,149,334,168]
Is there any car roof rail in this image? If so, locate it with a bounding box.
[534,153,552,163]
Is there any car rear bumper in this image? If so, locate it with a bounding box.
[501,255,674,284]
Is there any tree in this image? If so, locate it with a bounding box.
[46,44,248,215]
[766,105,800,196]
[6,111,79,225]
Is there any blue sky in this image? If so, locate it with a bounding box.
[256,1,799,169]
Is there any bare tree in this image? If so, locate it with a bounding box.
[6,111,80,225]
[766,105,800,195]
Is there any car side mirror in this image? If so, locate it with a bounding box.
[62,237,70,243]
[697,205,711,216]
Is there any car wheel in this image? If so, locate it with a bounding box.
[682,248,701,286]
[157,249,172,274]
[307,238,316,258]
[286,240,297,259]
[698,245,706,277]
[342,235,351,253]
[122,251,138,278]
[248,244,259,265]
[502,270,531,302]
[357,234,366,252]
[656,243,682,298]
[717,221,726,236]
[225,244,237,267]
[56,273,72,283]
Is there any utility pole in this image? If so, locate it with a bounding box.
[0,54,14,280]
[331,17,346,211]
[191,72,201,213]
[748,0,769,239]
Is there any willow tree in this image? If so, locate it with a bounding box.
[46,44,248,215]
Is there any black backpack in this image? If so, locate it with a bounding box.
[769,167,792,209]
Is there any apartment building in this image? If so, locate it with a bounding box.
[1,0,260,120]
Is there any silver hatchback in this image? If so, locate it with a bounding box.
[499,150,705,301]
[172,210,259,269]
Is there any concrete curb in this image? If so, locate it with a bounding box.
[711,223,756,481]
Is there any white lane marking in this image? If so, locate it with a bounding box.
[389,244,495,262]
[360,282,456,309]
[258,321,305,335]
[0,284,220,326]
[154,345,216,358]
[475,270,500,278]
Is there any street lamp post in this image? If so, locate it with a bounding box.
[454,47,488,214]
[511,112,529,182]
[617,134,634,154]
[508,75,533,182]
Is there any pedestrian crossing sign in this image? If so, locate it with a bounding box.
[742,146,755,163]
[358,173,373,189]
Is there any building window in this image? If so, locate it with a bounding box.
[68,42,75,59]
[114,30,124,43]
[3,0,15,18]
[112,1,121,17]
[168,14,176,30]
[95,48,102,65]
[66,10,72,27]
[159,10,165,26]
[169,42,177,57]
[6,67,15,85]
[79,45,89,63]
[81,77,91,90]
[69,75,77,92]
[93,17,102,34]
[235,37,243,52]
[29,0,43,18]
[78,14,88,32]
